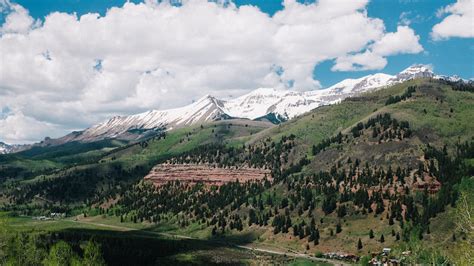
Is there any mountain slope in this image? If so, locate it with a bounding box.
[2,78,473,264]
[0,142,12,154]
[3,65,466,151]
[74,95,229,141]
[52,65,455,144]
[257,77,474,164]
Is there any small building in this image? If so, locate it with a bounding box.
[383,248,391,255]
[50,212,65,219]
[401,250,411,256]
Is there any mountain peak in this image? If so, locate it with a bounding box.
[197,94,214,101]
[29,64,464,146]
[399,64,433,77]
[400,64,433,74]
[0,142,9,155]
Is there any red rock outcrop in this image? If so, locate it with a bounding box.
[144,163,272,186]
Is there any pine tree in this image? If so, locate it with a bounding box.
[369,229,374,239]
[389,217,394,225]
[380,234,385,243]
[357,238,363,250]
[212,226,217,236]
[82,240,106,266]
[299,225,305,239]
[336,223,342,233]
[314,238,319,246]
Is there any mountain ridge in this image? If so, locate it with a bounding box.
[2,64,469,151]
[71,65,439,140]
[69,65,463,142]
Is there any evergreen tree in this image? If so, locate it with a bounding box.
[82,240,106,266]
[212,226,217,236]
[314,238,319,246]
[43,241,80,266]
[336,223,342,233]
[357,238,363,250]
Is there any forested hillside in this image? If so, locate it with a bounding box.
[1,78,473,264]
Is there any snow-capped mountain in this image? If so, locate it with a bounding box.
[71,95,229,141]
[219,72,398,121]
[0,142,12,154]
[32,64,460,144]
[325,73,394,95]
[222,88,323,121]
[0,142,26,154]
[389,64,434,83]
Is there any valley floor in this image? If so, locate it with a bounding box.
[2,212,335,265]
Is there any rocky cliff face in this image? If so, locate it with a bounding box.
[144,163,272,186]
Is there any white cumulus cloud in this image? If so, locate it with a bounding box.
[432,0,474,40]
[333,25,423,71]
[0,1,38,34]
[0,0,424,143]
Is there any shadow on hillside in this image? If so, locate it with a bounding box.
[55,227,256,265]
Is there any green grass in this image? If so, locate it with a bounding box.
[288,258,332,266]
[101,120,271,169]
[389,87,474,144]
[2,212,334,265]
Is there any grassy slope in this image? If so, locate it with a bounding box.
[0,119,273,199]
[100,119,272,168]
[145,78,472,256]
[252,78,473,169]
[244,79,473,255]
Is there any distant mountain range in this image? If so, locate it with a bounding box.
[0,142,12,154]
[1,65,469,152]
[0,142,25,154]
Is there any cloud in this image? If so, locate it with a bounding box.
[432,0,474,40]
[0,111,66,144]
[332,51,387,71]
[0,0,38,34]
[0,0,424,143]
[371,26,423,56]
[333,25,423,71]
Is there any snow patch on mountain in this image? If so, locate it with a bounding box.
[49,64,463,143]
[0,142,11,154]
[0,142,26,154]
[75,95,228,141]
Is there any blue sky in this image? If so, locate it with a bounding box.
[0,0,472,143]
[5,0,473,87]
